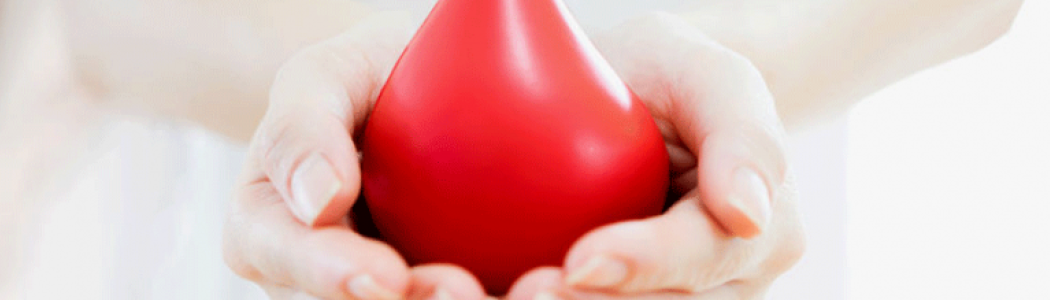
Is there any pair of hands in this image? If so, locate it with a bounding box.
[222,12,804,300]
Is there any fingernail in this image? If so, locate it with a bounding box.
[348,274,400,300]
[426,287,453,300]
[564,255,628,288]
[533,291,561,300]
[728,168,772,235]
[290,153,342,225]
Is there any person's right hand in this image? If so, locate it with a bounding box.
[502,12,804,300]
[221,13,491,300]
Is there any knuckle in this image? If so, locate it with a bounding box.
[757,124,789,184]
[222,221,263,282]
[257,112,297,162]
[270,43,363,117]
[767,183,806,275]
[270,49,321,105]
[732,122,788,189]
[705,125,788,189]
[293,42,376,102]
[223,247,262,282]
[780,207,807,270]
[312,42,371,84]
[767,225,806,277]
[784,227,807,267]
[222,183,284,283]
[253,115,297,181]
[702,243,759,290]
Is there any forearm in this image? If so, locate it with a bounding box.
[678,0,1023,129]
[57,0,381,141]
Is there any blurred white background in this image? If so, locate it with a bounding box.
[769,1,1049,299]
[846,0,1050,298]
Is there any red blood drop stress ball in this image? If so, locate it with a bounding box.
[360,0,669,293]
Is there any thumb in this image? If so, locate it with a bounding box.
[251,52,366,226]
[673,46,788,238]
[251,39,376,227]
[696,123,786,238]
[609,12,787,238]
[250,12,415,227]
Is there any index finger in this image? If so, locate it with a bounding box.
[223,180,411,300]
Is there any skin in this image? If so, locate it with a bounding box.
[679,0,1024,128]
[0,0,1022,299]
[3,0,1022,140]
[226,12,798,299]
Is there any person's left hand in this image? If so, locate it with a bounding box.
[504,13,806,300]
[222,13,492,300]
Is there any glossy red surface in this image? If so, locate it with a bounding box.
[360,0,669,293]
